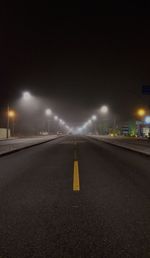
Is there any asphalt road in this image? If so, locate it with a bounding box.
[0,136,149,258]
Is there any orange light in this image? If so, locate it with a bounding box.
[137,108,146,117]
[8,110,15,118]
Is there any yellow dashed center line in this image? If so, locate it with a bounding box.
[73,160,80,191]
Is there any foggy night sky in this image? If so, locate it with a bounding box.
[1,3,150,124]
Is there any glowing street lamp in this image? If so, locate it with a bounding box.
[22,91,32,101]
[88,119,92,124]
[54,115,58,121]
[8,110,15,118]
[91,115,97,134]
[7,107,16,138]
[45,108,52,116]
[137,108,146,117]
[98,105,109,135]
[100,105,109,114]
[92,115,97,121]
[9,110,16,137]
[45,109,52,134]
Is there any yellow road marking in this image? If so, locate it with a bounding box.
[73,160,80,191]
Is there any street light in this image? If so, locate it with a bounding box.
[22,91,32,101]
[91,115,97,134]
[137,108,146,117]
[53,116,59,133]
[100,105,109,114]
[54,115,58,120]
[9,110,16,137]
[45,108,52,116]
[45,109,52,134]
[99,105,109,135]
[8,110,15,118]
[92,115,97,121]
[7,108,16,138]
[88,119,92,124]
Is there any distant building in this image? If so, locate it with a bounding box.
[119,121,150,137]
[121,124,129,136]
[120,121,136,136]
[0,128,10,139]
[136,121,150,137]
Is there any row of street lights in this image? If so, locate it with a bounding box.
[6,93,150,138]
[77,105,109,134]
[23,92,71,135]
[6,91,71,138]
[44,107,71,134]
[78,106,150,135]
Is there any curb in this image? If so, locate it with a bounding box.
[0,137,62,157]
[0,138,18,142]
[89,137,150,157]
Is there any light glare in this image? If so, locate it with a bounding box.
[23,91,31,101]
[54,116,58,120]
[145,116,150,124]
[45,109,52,116]
[100,105,108,114]
[8,110,15,117]
[92,115,97,121]
[88,119,92,124]
[137,108,146,117]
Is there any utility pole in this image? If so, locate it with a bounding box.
[6,104,9,139]
[12,115,15,137]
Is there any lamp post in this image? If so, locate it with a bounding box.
[99,105,109,135]
[45,109,52,134]
[91,115,97,134]
[136,108,146,137]
[54,116,59,133]
[6,105,10,139]
[7,107,16,138]
[8,110,16,137]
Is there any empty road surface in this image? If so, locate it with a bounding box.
[0,136,149,258]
